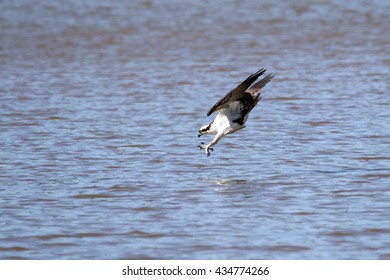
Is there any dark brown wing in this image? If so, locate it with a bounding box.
[228,91,256,125]
[244,74,275,114]
[206,68,267,116]
[246,74,275,95]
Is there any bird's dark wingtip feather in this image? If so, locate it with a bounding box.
[254,68,266,76]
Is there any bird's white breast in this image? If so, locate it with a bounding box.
[214,111,242,134]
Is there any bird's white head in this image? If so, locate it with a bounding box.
[198,124,211,137]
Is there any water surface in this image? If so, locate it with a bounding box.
[1,0,389,259]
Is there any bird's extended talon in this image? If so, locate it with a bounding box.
[205,147,214,157]
[199,142,213,156]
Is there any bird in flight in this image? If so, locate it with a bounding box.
[198,68,274,156]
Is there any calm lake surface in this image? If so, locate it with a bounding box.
[1,0,389,259]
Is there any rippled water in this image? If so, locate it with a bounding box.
[1,0,389,259]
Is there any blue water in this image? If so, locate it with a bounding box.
[1,0,389,259]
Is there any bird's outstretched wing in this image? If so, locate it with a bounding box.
[244,73,275,114]
[246,73,275,95]
[207,68,267,116]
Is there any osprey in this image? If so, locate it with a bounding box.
[198,68,274,156]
